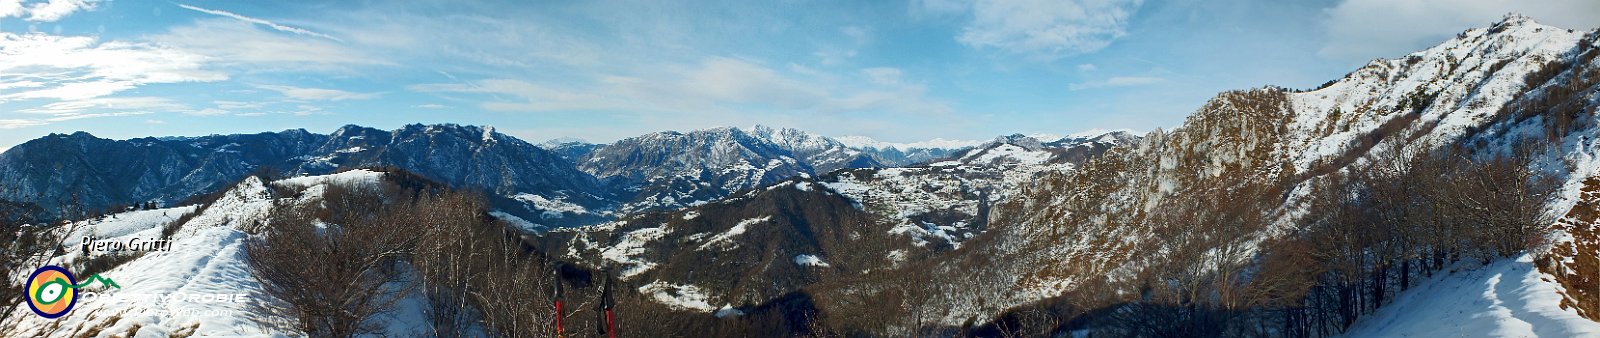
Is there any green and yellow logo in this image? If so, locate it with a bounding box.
[25,266,118,319]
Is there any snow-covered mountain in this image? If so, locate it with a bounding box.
[799,14,1600,332]
[575,126,823,214]
[534,130,1137,319]
[0,124,611,227]
[310,124,612,209]
[818,131,1135,250]
[747,125,883,173]
[573,125,935,214]
[6,15,1600,337]
[537,137,603,162]
[0,123,1100,230]
[833,135,981,166]
[0,129,326,216]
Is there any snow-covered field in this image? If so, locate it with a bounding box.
[3,172,432,338]
[1343,254,1600,338]
[5,179,285,337]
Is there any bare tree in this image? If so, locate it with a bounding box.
[245,184,423,337]
[0,193,87,333]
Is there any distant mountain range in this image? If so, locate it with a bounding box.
[0,121,1124,227]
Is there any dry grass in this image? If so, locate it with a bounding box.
[71,312,120,338]
[167,323,200,338]
[114,323,142,338]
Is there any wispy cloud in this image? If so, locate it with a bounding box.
[214,100,266,110]
[0,30,218,127]
[257,85,381,101]
[0,111,150,129]
[291,105,325,116]
[1068,76,1165,90]
[42,111,149,122]
[6,96,187,127]
[410,57,952,117]
[23,0,94,22]
[0,119,48,129]
[177,4,344,42]
[18,97,188,115]
[185,108,230,116]
[925,0,1144,59]
[150,19,385,69]
[409,79,635,112]
[862,67,903,85]
[0,32,227,102]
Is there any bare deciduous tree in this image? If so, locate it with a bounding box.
[245,184,424,338]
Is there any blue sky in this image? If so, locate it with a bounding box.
[2,0,1598,150]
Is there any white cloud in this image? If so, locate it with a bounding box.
[410,79,636,112]
[257,85,381,101]
[185,108,230,116]
[41,111,147,122]
[25,0,94,22]
[862,67,903,86]
[2,81,134,101]
[177,4,344,42]
[0,32,226,102]
[0,119,48,129]
[0,0,24,18]
[1068,76,1165,90]
[291,105,324,116]
[0,111,150,129]
[928,0,1144,59]
[150,19,386,69]
[411,57,951,116]
[144,119,166,125]
[681,57,828,107]
[0,80,45,91]
[1321,0,1600,60]
[412,104,449,109]
[214,100,265,110]
[3,96,181,127]
[1077,63,1097,72]
[18,97,187,115]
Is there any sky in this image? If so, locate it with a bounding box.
[2,0,1599,150]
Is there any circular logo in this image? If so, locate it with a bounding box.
[26,266,77,319]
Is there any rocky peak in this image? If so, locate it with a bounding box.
[989,134,1046,151]
[1492,13,1537,30]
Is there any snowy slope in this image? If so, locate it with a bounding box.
[3,171,430,338]
[4,178,282,337]
[1342,255,1600,338]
